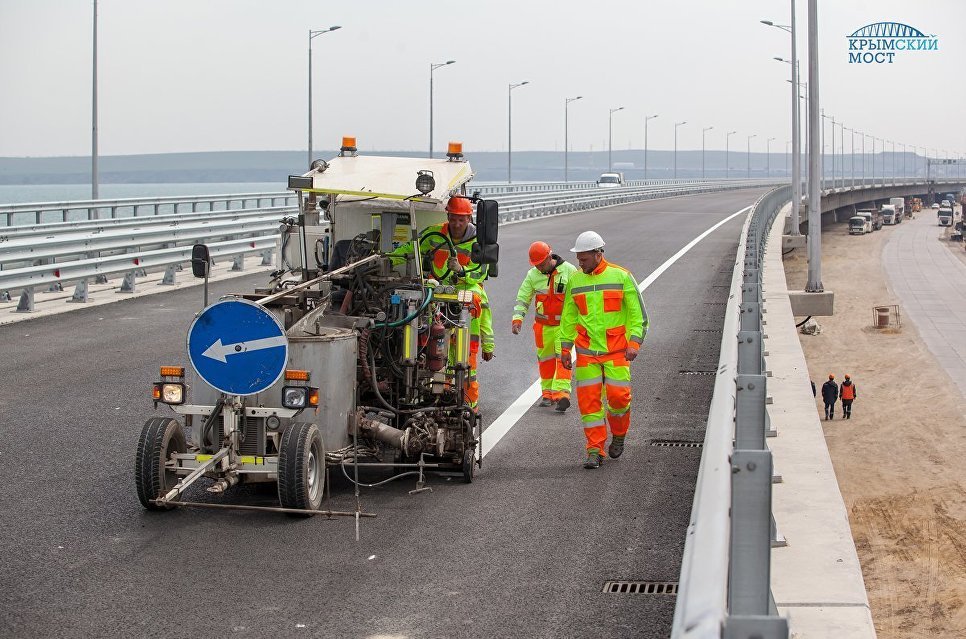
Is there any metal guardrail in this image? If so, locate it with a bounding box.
[1,180,779,311]
[672,185,792,639]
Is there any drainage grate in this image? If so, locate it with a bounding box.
[703,301,726,306]
[603,581,679,595]
[650,440,703,448]
[678,370,717,376]
[691,328,719,332]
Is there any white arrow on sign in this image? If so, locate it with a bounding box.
[202,336,287,363]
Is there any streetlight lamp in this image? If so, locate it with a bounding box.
[507,81,530,183]
[763,7,801,233]
[726,130,737,179]
[608,107,625,170]
[747,134,757,178]
[702,126,714,179]
[307,25,342,167]
[564,96,583,182]
[644,114,659,179]
[766,137,775,176]
[429,60,456,158]
[674,121,687,179]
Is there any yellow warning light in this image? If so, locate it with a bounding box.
[447,142,463,158]
[341,136,357,150]
[160,366,185,377]
[285,369,311,381]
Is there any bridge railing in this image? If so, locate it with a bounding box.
[1,180,780,311]
[672,185,792,639]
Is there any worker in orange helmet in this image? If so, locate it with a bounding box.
[388,196,493,409]
[512,241,579,411]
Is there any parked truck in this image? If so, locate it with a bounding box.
[880,204,898,225]
[849,215,872,234]
[890,197,906,221]
[938,207,954,226]
[856,209,881,230]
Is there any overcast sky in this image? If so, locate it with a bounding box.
[1,0,964,158]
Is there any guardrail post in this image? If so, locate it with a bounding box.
[69,279,90,303]
[120,271,137,293]
[735,374,767,450]
[260,249,274,266]
[16,287,35,312]
[232,254,245,271]
[737,331,763,375]
[728,449,777,615]
[160,265,178,286]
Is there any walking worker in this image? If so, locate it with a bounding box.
[839,374,857,419]
[821,374,838,420]
[559,231,648,469]
[388,196,493,409]
[512,241,579,411]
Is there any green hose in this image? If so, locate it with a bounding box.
[375,287,434,328]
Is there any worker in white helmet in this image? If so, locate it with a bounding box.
[559,231,648,469]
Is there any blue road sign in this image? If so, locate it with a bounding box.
[187,299,288,396]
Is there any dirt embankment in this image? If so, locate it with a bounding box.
[783,218,966,638]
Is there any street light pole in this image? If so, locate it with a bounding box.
[747,134,757,178]
[92,0,98,199]
[608,107,624,171]
[565,96,583,182]
[308,25,342,167]
[644,114,659,180]
[726,130,737,179]
[507,80,530,183]
[702,126,714,179]
[805,0,823,292]
[674,121,687,179]
[766,137,775,175]
[429,60,456,158]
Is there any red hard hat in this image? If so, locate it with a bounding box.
[445,197,473,216]
[528,241,552,266]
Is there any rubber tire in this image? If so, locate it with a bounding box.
[135,417,187,510]
[277,423,325,514]
[461,448,475,484]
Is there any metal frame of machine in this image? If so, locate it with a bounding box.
[135,139,500,520]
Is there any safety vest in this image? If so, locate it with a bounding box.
[512,258,578,326]
[560,259,648,357]
[388,222,486,288]
[840,382,855,400]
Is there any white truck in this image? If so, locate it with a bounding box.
[597,172,625,188]
[889,197,905,222]
[937,207,954,226]
[880,204,898,225]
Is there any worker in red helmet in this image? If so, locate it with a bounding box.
[512,241,578,411]
[388,195,493,409]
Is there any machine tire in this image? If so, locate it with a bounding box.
[461,448,475,484]
[277,422,325,514]
[135,417,186,510]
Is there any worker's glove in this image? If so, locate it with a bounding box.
[482,351,494,362]
[447,256,464,275]
[511,319,522,335]
[625,344,640,362]
[560,353,572,370]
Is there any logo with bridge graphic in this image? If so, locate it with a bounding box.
[847,22,938,64]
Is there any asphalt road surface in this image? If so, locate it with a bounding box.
[0,187,768,638]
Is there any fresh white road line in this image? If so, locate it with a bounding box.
[480,205,752,458]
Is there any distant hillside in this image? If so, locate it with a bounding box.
[0,149,795,184]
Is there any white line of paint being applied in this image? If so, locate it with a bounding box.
[480,205,752,458]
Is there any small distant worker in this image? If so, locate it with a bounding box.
[559,231,648,469]
[839,374,857,419]
[389,196,493,409]
[512,241,578,411]
[821,374,838,420]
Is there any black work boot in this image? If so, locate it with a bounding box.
[538,397,553,407]
[555,396,571,413]
[583,450,603,469]
[608,435,626,459]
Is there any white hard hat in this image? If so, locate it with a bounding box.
[571,231,605,253]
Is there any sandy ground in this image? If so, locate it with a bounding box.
[783,213,966,638]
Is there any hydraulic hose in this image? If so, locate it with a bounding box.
[375,287,434,328]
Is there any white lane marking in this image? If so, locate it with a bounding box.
[480,205,752,458]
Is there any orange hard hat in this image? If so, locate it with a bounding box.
[528,241,552,266]
[445,196,473,216]
[828,374,835,380]
[844,374,850,380]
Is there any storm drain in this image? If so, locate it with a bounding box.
[703,301,726,306]
[602,581,679,595]
[650,440,703,448]
[678,369,717,376]
[691,328,719,332]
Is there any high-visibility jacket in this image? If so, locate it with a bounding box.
[512,256,578,327]
[839,381,856,400]
[560,259,648,357]
[388,222,487,287]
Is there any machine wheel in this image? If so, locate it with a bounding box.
[277,423,325,514]
[461,448,475,484]
[135,417,186,510]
